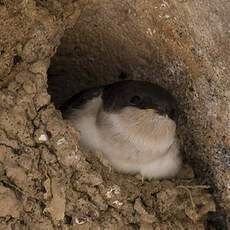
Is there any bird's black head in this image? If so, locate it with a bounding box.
[102,80,178,120]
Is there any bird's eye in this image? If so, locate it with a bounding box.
[130,95,142,105]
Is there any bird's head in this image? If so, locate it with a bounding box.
[102,80,178,121]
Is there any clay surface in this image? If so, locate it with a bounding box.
[49,0,230,220]
[0,0,229,229]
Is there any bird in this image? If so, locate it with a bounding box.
[60,80,181,179]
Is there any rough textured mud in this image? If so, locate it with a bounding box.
[48,0,230,222]
[0,0,229,229]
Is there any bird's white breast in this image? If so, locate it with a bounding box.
[65,96,181,179]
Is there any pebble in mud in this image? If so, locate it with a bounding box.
[0,0,227,229]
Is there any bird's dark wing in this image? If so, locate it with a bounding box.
[59,86,103,113]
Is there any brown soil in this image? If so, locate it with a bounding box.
[0,0,229,229]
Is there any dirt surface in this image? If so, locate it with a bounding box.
[48,0,230,220]
[0,0,229,229]
[0,140,218,229]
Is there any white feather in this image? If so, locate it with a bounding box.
[66,96,181,179]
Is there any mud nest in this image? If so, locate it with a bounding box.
[0,0,229,229]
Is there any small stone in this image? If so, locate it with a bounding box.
[34,129,49,143]
[39,133,48,142]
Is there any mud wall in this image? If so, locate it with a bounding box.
[0,0,229,229]
[49,0,230,210]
